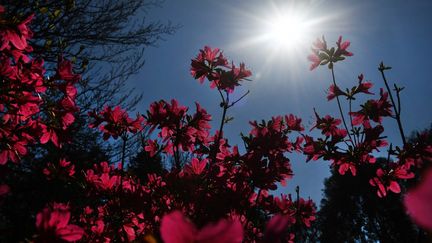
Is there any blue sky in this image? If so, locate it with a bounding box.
[128,0,432,204]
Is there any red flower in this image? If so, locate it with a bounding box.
[160,211,243,243]
[307,53,320,71]
[191,46,250,92]
[337,161,357,176]
[216,62,252,93]
[89,106,143,140]
[327,84,346,101]
[404,168,432,230]
[335,36,353,57]
[311,111,346,137]
[43,158,75,179]
[350,88,393,125]
[56,57,81,83]
[354,80,374,97]
[35,203,84,242]
[40,125,60,147]
[303,135,326,162]
[369,164,414,197]
[144,139,159,157]
[284,114,304,131]
[296,198,317,227]
[182,158,208,176]
[0,137,27,165]
[0,13,34,53]
[308,35,352,71]
[190,46,228,83]
[264,214,295,242]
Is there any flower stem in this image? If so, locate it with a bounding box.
[212,92,229,162]
[379,69,406,146]
[331,67,354,146]
[120,135,127,190]
[349,99,357,146]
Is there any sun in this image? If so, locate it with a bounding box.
[265,13,310,50]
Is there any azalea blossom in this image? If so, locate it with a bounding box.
[404,168,432,230]
[308,35,353,71]
[35,203,84,242]
[160,211,243,243]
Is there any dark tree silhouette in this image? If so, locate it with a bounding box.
[318,164,418,242]
[317,125,432,243]
[128,149,165,181]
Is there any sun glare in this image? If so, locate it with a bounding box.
[266,14,310,50]
[225,2,338,77]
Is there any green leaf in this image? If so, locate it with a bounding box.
[335,56,345,61]
[329,47,335,56]
[319,52,329,60]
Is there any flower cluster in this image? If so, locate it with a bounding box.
[35,203,84,242]
[0,11,316,240]
[89,106,144,140]
[191,46,252,93]
[308,36,353,70]
[144,100,212,158]
[0,8,79,164]
[307,36,432,201]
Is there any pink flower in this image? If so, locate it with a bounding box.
[307,53,321,71]
[308,35,353,71]
[145,139,159,157]
[56,57,81,83]
[190,46,228,83]
[160,211,243,243]
[182,158,208,176]
[40,125,60,147]
[43,159,75,179]
[89,106,143,140]
[369,165,414,197]
[404,168,432,230]
[312,37,327,50]
[297,198,317,227]
[0,138,27,165]
[350,89,392,125]
[311,111,345,137]
[284,114,304,131]
[35,203,84,242]
[337,161,357,176]
[264,214,295,242]
[191,46,250,92]
[352,74,374,96]
[0,13,34,53]
[327,84,346,101]
[335,36,353,57]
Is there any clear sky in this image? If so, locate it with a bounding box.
[128,0,432,204]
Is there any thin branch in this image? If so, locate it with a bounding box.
[379,65,406,146]
[227,90,250,108]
